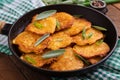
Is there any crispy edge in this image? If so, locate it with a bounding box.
[88,56,103,64]
[64,18,91,36]
[47,32,73,50]
[13,31,40,53]
[73,42,110,58]
[53,12,75,30]
[26,17,56,35]
[73,28,104,46]
[20,53,56,67]
[50,47,84,71]
[13,31,50,54]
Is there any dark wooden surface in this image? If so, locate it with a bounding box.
[0,3,120,80]
[106,3,120,36]
[0,53,51,80]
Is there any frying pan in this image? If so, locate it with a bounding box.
[0,4,118,77]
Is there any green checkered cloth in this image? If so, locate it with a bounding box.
[0,0,120,80]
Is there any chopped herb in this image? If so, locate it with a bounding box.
[36,10,57,20]
[96,39,104,45]
[87,32,93,39]
[75,53,91,65]
[92,26,107,31]
[42,49,65,59]
[82,27,86,40]
[56,19,60,30]
[25,56,36,64]
[34,22,43,29]
[34,33,50,47]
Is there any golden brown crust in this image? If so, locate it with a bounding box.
[73,28,104,46]
[73,42,110,58]
[13,31,49,54]
[33,37,50,54]
[26,17,56,35]
[50,47,84,71]
[13,31,40,53]
[88,56,103,64]
[47,32,73,50]
[64,18,91,36]
[53,12,74,30]
[20,53,56,67]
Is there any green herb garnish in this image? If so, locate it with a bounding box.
[34,33,50,47]
[56,19,60,30]
[42,49,65,59]
[96,39,104,45]
[25,56,36,64]
[36,10,57,20]
[34,22,43,29]
[75,53,91,65]
[92,26,107,31]
[82,27,86,40]
[87,32,93,39]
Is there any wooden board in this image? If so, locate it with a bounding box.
[0,53,26,80]
[113,3,120,8]
[106,4,120,36]
[0,53,51,80]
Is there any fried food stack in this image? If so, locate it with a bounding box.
[13,11,110,71]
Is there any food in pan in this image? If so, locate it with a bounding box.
[13,10,110,71]
[88,56,103,64]
[13,31,50,54]
[20,53,56,67]
[64,18,91,36]
[48,32,72,50]
[53,12,74,31]
[26,17,56,35]
[50,47,84,71]
[73,42,110,58]
[73,28,104,46]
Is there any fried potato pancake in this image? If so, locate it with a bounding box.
[64,18,91,36]
[73,42,110,58]
[33,37,50,54]
[53,12,74,30]
[13,31,49,54]
[73,28,104,46]
[48,32,72,50]
[21,53,56,67]
[26,17,56,35]
[88,56,103,64]
[50,47,84,71]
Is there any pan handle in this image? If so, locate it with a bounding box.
[0,21,12,36]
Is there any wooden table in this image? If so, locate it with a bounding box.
[106,3,120,36]
[0,3,120,80]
